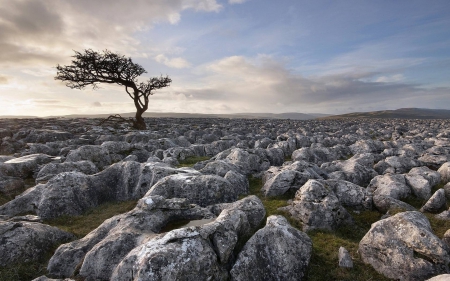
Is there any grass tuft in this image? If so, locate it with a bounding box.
[45,200,137,238]
[177,156,211,167]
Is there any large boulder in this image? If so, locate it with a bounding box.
[199,160,240,177]
[225,148,270,175]
[419,154,450,170]
[405,174,433,200]
[65,143,133,170]
[47,196,215,279]
[368,173,411,200]
[438,162,450,184]
[224,170,249,196]
[372,195,416,213]
[230,215,312,281]
[320,179,372,210]
[0,154,55,178]
[322,154,378,186]
[109,196,266,281]
[383,156,422,174]
[0,220,74,266]
[0,161,199,219]
[291,147,336,166]
[279,179,353,231]
[349,139,384,154]
[262,161,326,197]
[408,166,441,187]
[145,174,242,207]
[35,160,99,183]
[359,211,450,280]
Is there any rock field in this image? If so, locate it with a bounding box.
[1,117,450,280]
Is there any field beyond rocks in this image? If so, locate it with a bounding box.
[1,117,450,281]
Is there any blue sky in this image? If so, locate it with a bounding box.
[0,0,449,116]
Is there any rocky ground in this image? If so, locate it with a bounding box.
[1,117,450,280]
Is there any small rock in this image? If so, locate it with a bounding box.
[338,246,353,268]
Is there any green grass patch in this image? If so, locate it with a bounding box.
[0,187,27,206]
[0,177,36,206]
[307,228,390,281]
[425,213,450,239]
[45,200,138,238]
[177,156,211,167]
[0,239,62,281]
[0,261,49,281]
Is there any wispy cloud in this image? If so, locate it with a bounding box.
[0,0,222,67]
[229,0,248,4]
[155,54,191,68]
[163,55,450,113]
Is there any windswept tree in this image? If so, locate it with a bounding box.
[55,49,171,130]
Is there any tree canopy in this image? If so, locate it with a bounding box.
[55,49,171,130]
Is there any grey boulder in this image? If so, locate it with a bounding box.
[35,160,98,183]
[110,196,266,281]
[0,153,55,178]
[438,162,450,184]
[262,161,326,197]
[421,189,447,213]
[359,211,450,281]
[230,215,312,281]
[145,173,242,207]
[0,220,74,266]
[47,196,215,279]
[279,179,353,231]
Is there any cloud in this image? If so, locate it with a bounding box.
[229,0,247,4]
[31,99,61,104]
[0,0,222,67]
[164,55,450,113]
[0,76,8,84]
[92,101,102,107]
[374,74,404,83]
[155,54,191,68]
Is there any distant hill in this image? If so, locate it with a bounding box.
[3,109,450,120]
[321,108,450,120]
[0,115,39,119]
[50,112,331,120]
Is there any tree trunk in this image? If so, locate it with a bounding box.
[133,110,146,130]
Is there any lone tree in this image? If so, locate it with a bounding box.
[55,49,171,130]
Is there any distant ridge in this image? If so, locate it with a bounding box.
[0,115,39,119]
[2,109,450,120]
[321,108,450,119]
[21,112,330,120]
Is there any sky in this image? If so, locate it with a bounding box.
[0,0,449,116]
